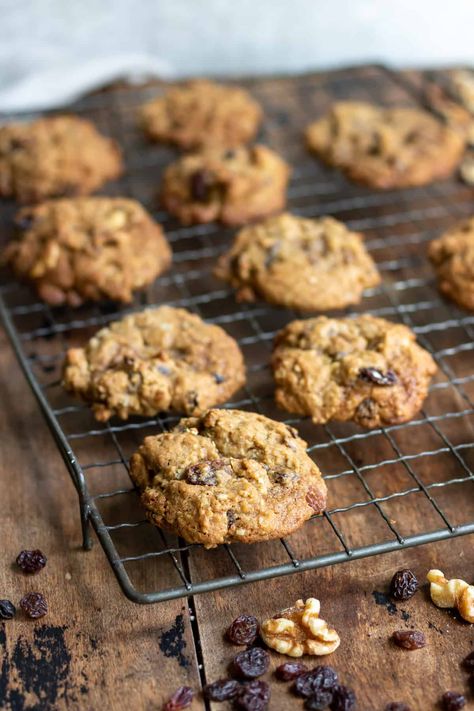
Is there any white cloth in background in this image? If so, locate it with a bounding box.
[0,0,473,112]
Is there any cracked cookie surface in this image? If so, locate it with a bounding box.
[272,315,437,428]
[63,306,246,421]
[129,408,327,547]
[305,102,465,189]
[214,212,380,311]
[141,79,262,149]
[2,197,171,306]
[0,115,123,202]
[160,145,289,225]
[428,217,474,311]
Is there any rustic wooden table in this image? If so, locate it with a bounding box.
[0,69,473,711]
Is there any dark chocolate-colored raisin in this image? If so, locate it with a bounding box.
[157,365,172,376]
[227,510,237,528]
[227,615,259,645]
[16,549,47,574]
[20,592,48,619]
[462,651,474,672]
[441,691,466,711]
[184,459,227,486]
[163,686,194,710]
[294,666,339,697]
[359,367,397,386]
[306,488,324,512]
[271,470,298,485]
[305,689,334,710]
[190,169,212,201]
[232,647,270,680]
[0,599,16,620]
[275,661,308,681]
[214,372,225,384]
[264,242,281,269]
[204,678,241,701]
[385,704,411,711]
[15,212,35,230]
[390,569,418,601]
[224,149,236,160]
[234,680,270,710]
[392,629,426,650]
[329,685,356,711]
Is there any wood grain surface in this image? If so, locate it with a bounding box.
[0,68,473,711]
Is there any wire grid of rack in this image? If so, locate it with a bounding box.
[1,65,474,604]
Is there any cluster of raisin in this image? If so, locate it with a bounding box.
[198,615,270,709]
[1,549,48,621]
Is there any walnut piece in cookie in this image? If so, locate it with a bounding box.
[305,101,465,189]
[140,79,262,150]
[214,212,380,311]
[129,409,326,548]
[260,598,340,657]
[2,198,171,307]
[272,315,437,428]
[427,569,474,623]
[428,217,474,311]
[63,306,246,421]
[160,145,290,225]
[0,115,122,203]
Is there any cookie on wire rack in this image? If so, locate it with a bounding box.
[428,216,474,311]
[272,314,437,428]
[0,115,123,203]
[140,79,262,150]
[63,306,246,421]
[214,212,380,311]
[2,197,171,307]
[129,408,327,548]
[305,101,465,189]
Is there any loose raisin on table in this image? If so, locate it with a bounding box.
[16,549,47,574]
[234,680,270,710]
[226,614,259,645]
[462,651,474,672]
[385,703,411,711]
[390,569,418,601]
[329,684,356,711]
[305,689,334,710]
[392,630,426,650]
[20,592,48,619]
[441,691,466,711]
[294,666,339,697]
[0,599,16,620]
[163,686,194,711]
[232,647,270,680]
[359,367,397,386]
[204,679,241,701]
[275,661,308,681]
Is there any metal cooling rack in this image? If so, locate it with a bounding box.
[1,65,474,604]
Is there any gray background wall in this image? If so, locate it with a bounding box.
[0,0,473,111]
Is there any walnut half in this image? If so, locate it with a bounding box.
[260,598,340,657]
[427,569,474,623]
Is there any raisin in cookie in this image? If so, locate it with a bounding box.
[214,212,380,311]
[2,198,171,306]
[141,79,262,149]
[272,315,437,428]
[129,408,326,547]
[0,115,123,203]
[428,217,474,310]
[63,306,246,421]
[305,102,465,189]
[160,145,290,225]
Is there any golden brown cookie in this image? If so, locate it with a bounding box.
[0,115,123,202]
[140,79,262,149]
[2,198,171,306]
[305,102,465,189]
[63,306,246,421]
[428,217,474,310]
[272,315,437,428]
[214,212,380,311]
[129,408,327,548]
[160,145,290,225]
